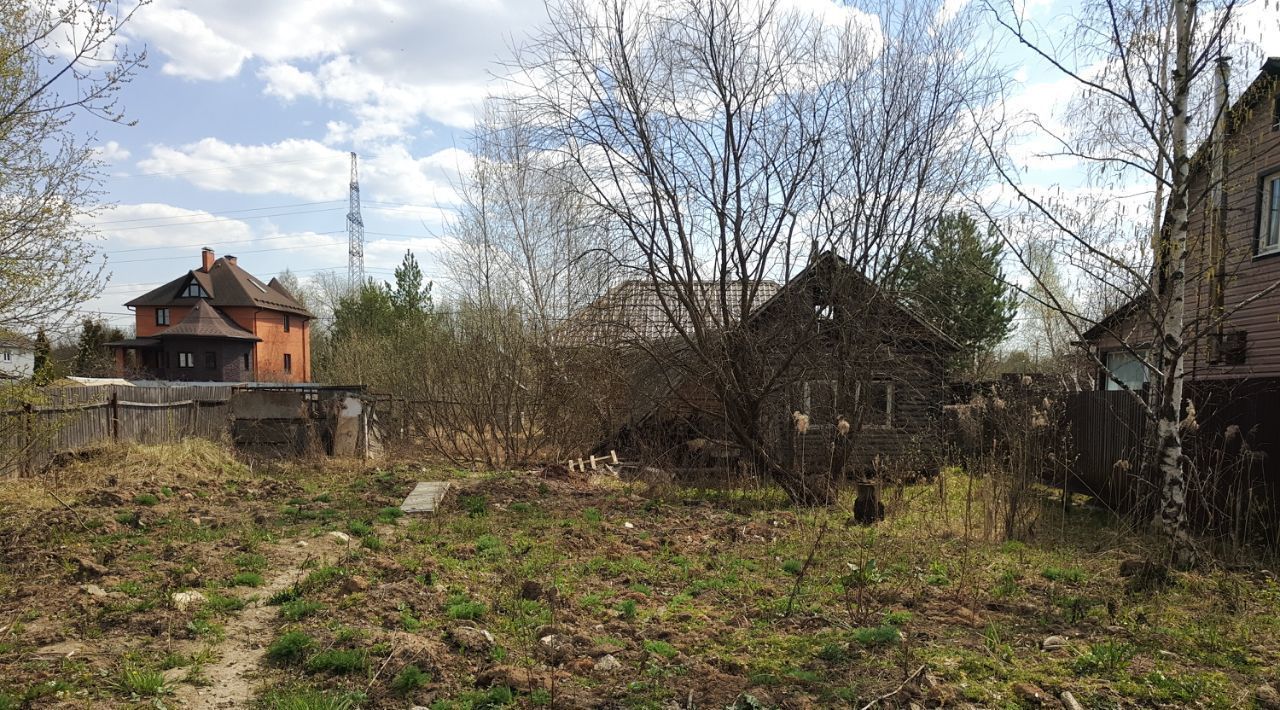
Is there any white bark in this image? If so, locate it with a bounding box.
[1154,0,1194,569]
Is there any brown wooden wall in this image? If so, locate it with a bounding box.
[1093,72,1280,380]
[1185,72,1280,379]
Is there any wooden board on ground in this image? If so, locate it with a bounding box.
[401,481,451,513]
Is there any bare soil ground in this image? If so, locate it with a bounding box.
[1,442,1279,709]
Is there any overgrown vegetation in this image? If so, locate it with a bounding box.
[0,444,1276,708]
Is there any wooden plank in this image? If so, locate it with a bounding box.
[400,481,451,513]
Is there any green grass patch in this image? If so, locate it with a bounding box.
[305,648,368,675]
[116,666,167,696]
[446,593,485,620]
[268,631,314,664]
[644,640,678,658]
[231,571,265,587]
[391,664,430,695]
[280,599,324,622]
[1042,566,1086,583]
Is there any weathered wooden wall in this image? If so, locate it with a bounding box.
[1,385,237,475]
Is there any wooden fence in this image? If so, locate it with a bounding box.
[2,385,237,475]
[1063,390,1155,512]
[1063,381,1280,544]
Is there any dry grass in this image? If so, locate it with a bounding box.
[0,439,247,512]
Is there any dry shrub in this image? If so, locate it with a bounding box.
[959,381,1071,542]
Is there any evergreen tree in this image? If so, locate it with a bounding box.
[32,328,52,383]
[390,250,433,323]
[897,213,1018,372]
[331,281,397,342]
[71,318,124,377]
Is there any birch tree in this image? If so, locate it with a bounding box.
[0,0,146,330]
[981,0,1270,567]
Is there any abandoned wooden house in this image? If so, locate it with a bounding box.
[564,252,959,480]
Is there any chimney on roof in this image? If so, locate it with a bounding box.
[225,254,237,265]
[201,247,215,272]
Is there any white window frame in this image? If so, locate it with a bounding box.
[1260,172,1280,256]
[3,350,10,361]
[1103,350,1147,391]
[177,352,194,368]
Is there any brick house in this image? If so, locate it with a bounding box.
[109,248,312,382]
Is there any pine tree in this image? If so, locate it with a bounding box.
[331,281,397,342]
[390,250,433,323]
[32,328,52,383]
[897,213,1018,373]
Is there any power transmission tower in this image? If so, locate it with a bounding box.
[346,151,365,290]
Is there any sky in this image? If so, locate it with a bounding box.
[66,0,1280,336]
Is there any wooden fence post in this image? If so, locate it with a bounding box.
[21,402,33,476]
[110,392,120,443]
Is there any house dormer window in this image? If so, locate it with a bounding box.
[182,281,209,298]
[1261,172,1280,255]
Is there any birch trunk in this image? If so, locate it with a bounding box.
[1153,0,1196,569]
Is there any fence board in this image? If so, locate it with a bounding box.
[1064,390,1152,511]
[1,384,238,475]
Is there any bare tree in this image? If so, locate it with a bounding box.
[980,0,1275,566]
[507,0,997,503]
[0,0,147,330]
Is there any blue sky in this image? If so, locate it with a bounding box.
[72,0,1279,335]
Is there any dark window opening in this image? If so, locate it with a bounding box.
[283,315,291,332]
[283,353,292,373]
[1273,93,1280,132]
[1211,330,1248,365]
[799,379,838,428]
[860,381,894,428]
[178,352,194,368]
[243,352,251,370]
[205,352,217,369]
[182,281,209,298]
[156,308,169,326]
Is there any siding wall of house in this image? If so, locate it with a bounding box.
[1186,73,1280,379]
[0,348,35,379]
[1090,72,1280,382]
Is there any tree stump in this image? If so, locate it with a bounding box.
[852,482,884,525]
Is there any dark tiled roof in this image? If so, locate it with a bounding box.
[105,338,161,348]
[563,280,782,345]
[125,257,312,317]
[154,299,261,341]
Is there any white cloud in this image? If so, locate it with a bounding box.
[125,0,548,134]
[258,63,320,101]
[135,138,470,207]
[129,5,251,80]
[94,203,253,247]
[94,140,131,162]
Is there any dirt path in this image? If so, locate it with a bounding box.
[172,534,352,708]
